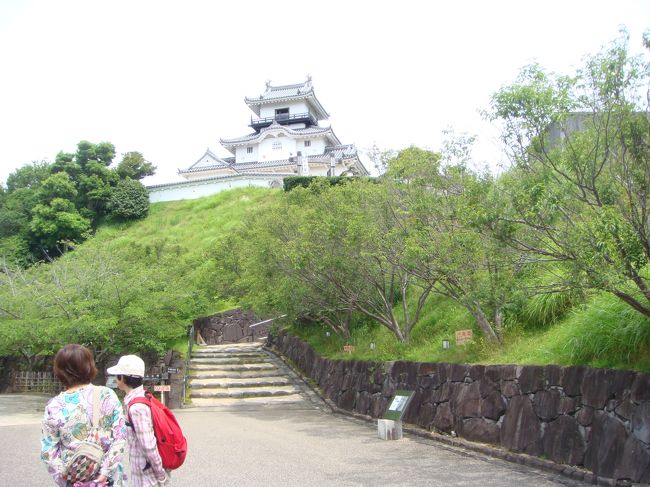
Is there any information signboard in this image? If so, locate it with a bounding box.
[105,376,118,389]
[455,329,474,345]
[154,384,171,392]
[382,390,415,421]
[166,367,179,374]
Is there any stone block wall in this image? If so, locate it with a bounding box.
[273,332,650,484]
[194,309,262,344]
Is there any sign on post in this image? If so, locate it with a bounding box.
[382,390,415,421]
[455,329,473,345]
[154,384,171,392]
[343,345,355,354]
[166,367,179,374]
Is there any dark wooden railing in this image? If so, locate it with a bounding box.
[250,113,316,130]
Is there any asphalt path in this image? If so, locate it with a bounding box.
[0,393,589,486]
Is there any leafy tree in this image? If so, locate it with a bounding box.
[108,178,150,220]
[30,198,90,252]
[116,152,156,180]
[366,143,396,175]
[385,147,518,343]
[217,180,434,342]
[38,172,78,202]
[6,161,50,192]
[75,140,116,167]
[487,32,650,319]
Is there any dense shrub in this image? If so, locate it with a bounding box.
[283,176,376,192]
[108,178,149,220]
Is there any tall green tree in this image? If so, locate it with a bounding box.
[116,152,156,180]
[488,32,650,319]
[385,147,518,343]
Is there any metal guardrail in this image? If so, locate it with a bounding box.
[182,324,194,407]
[249,314,287,342]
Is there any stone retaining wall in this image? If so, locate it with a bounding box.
[194,309,262,344]
[272,331,650,484]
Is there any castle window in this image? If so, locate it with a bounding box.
[275,108,289,117]
[247,147,253,154]
[304,140,311,147]
[272,141,282,150]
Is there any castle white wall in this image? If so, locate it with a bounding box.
[148,176,283,203]
[300,137,326,156]
[259,101,309,118]
[235,145,259,163]
[258,134,297,161]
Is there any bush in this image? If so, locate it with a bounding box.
[108,178,149,220]
[283,176,375,192]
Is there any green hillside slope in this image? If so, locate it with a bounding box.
[0,188,279,358]
[1,186,648,371]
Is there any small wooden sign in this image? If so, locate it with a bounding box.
[455,329,474,345]
[343,345,355,354]
[154,384,171,392]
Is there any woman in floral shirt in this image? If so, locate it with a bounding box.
[41,344,127,486]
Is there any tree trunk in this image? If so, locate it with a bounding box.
[468,303,500,343]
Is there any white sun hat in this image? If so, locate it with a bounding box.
[107,355,145,377]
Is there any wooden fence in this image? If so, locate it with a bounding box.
[11,371,63,394]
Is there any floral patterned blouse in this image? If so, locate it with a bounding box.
[41,384,127,486]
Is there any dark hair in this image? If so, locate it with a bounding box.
[53,344,97,388]
[119,375,143,388]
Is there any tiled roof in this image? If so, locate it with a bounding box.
[246,79,313,102]
[185,148,230,170]
[244,77,329,119]
[220,124,337,146]
[324,144,358,159]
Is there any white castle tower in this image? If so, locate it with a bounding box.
[147,78,367,202]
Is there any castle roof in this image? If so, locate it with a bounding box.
[244,77,329,120]
[220,123,341,153]
[184,148,231,171]
[178,144,368,176]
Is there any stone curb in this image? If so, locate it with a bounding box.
[266,345,645,487]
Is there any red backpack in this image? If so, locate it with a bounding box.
[127,390,187,470]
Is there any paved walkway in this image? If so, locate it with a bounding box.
[0,393,589,486]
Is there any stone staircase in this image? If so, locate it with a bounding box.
[187,342,319,409]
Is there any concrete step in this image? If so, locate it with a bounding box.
[190,377,291,389]
[190,357,270,365]
[193,344,263,354]
[190,385,301,399]
[188,369,283,380]
[190,362,277,373]
[191,351,267,359]
[186,394,307,409]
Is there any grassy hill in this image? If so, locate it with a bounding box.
[0,188,279,357]
[2,187,648,371]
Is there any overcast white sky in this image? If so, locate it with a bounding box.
[0,0,648,186]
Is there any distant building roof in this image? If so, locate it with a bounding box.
[244,77,329,120]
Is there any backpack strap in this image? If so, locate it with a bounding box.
[126,391,152,424]
[91,385,101,428]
